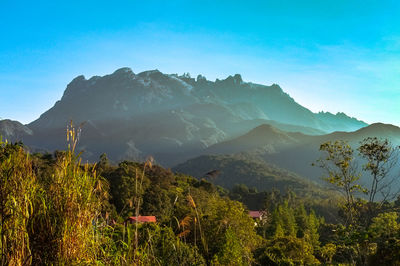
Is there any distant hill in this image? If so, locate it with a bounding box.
[205,122,400,190]
[207,124,313,154]
[0,119,32,142]
[173,153,327,198]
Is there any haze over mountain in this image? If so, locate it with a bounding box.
[1,67,369,167]
[205,122,400,191]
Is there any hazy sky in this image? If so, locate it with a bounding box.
[1,0,400,125]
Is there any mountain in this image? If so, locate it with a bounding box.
[29,68,366,133]
[205,122,400,189]
[2,68,368,166]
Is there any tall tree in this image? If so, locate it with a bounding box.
[314,140,365,224]
[358,137,399,203]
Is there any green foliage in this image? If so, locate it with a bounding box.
[369,212,399,240]
[320,243,336,264]
[196,195,262,264]
[256,237,320,265]
[255,194,323,264]
[211,228,247,265]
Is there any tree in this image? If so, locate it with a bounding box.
[256,236,320,265]
[320,243,336,264]
[196,195,261,264]
[314,141,365,224]
[211,228,245,265]
[358,137,399,203]
[97,153,110,174]
[307,210,321,249]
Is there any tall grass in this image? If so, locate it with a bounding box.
[0,140,37,265]
[0,123,107,265]
[44,123,106,263]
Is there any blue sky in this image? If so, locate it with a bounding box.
[1,0,400,125]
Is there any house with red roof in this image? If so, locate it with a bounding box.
[125,216,157,224]
[249,211,264,220]
[248,211,266,223]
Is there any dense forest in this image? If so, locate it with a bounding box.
[1,127,400,265]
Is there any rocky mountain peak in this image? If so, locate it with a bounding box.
[233,74,243,84]
[217,74,244,86]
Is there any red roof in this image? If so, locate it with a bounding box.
[126,216,157,223]
[249,211,264,219]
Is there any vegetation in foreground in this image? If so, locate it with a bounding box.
[1,128,400,265]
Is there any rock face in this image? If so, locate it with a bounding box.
[2,67,369,166]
